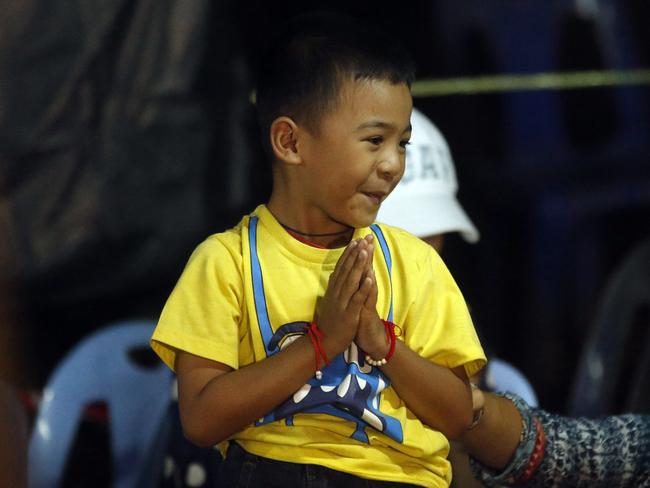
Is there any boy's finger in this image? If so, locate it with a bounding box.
[329,239,358,289]
[349,274,373,311]
[340,248,369,305]
[365,242,375,273]
[363,270,378,309]
[334,238,366,289]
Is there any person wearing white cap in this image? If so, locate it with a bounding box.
[377,109,650,488]
[377,107,479,252]
[377,108,538,404]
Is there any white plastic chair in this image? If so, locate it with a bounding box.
[484,357,539,407]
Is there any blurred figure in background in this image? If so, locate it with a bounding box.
[378,108,650,487]
[0,381,28,488]
[377,107,480,252]
[0,201,29,488]
[377,108,538,407]
[377,107,533,487]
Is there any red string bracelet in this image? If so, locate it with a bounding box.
[514,416,546,483]
[365,320,400,366]
[305,322,330,379]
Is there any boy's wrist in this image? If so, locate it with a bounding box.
[360,318,392,366]
[362,337,390,360]
[361,318,393,361]
[320,332,352,359]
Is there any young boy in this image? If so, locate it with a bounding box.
[151,13,485,487]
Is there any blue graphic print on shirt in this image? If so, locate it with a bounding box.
[248,218,404,444]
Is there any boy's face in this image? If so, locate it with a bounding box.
[298,78,412,229]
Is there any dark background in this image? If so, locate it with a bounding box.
[1,0,649,414]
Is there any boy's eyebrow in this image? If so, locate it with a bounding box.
[355,120,413,133]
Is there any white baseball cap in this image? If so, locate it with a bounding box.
[377,108,480,243]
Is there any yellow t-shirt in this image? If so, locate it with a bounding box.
[152,204,485,487]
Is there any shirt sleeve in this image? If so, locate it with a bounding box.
[150,234,244,371]
[402,246,486,378]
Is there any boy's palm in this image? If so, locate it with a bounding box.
[355,269,389,360]
[317,238,373,355]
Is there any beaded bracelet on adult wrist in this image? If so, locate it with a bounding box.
[467,391,541,486]
[512,416,546,484]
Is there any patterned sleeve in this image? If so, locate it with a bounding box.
[469,392,650,487]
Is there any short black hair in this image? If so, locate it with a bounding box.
[255,11,416,152]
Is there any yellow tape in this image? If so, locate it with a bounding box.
[411,69,650,97]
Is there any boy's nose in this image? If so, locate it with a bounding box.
[378,151,404,181]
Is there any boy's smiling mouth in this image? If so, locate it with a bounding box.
[361,191,387,205]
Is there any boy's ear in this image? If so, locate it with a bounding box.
[269,116,302,165]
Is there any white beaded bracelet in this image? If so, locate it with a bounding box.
[363,320,399,367]
[364,355,387,367]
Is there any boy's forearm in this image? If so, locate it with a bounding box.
[381,341,473,440]
[178,335,329,447]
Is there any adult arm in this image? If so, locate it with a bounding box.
[465,391,650,487]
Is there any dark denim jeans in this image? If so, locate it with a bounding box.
[220,442,422,487]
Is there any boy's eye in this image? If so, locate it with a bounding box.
[399,140,411,149]
[367,136,383,145]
